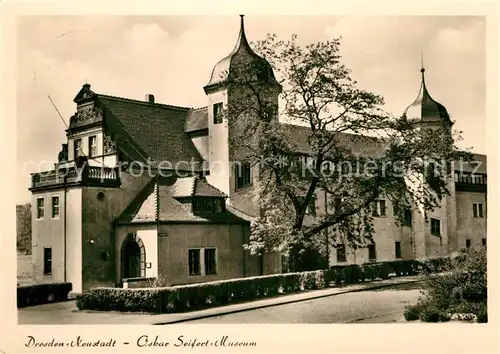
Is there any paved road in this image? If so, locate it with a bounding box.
[179,282,423,324]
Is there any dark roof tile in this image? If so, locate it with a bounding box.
[280,123,385,157]
[185,107,209,133]
[116,176,240,224]
[96,94,205,168]
[455,153,487,174]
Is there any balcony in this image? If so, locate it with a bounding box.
[30,164,121,191]
[454,171,487,193]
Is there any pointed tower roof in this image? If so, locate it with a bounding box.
[204,15,279,93]
[402,65,452,125]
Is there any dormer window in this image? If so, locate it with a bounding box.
[74,138,83,159]
[213,102,224,124]
[89,136,97,157]
[192,198,225,214]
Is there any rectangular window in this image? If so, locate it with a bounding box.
[430,218,441,237]
[89,135,97,157]
[192,199,202,214]
[213,102,224,124]
[473,203,484,218]
[373,200,386,217]
[36,197,44,219]
[403,208,412,227]
[482,238,486,248]
[43,248,52,275]
[211,199,224,213]
[479,203,484,217]
[74,138,83,159]
[395,242,402,259]
[51,196,60,218]
[235,162,252,189]
[204,248,217,275]
[466,239,471,248]
[188,249,201,276]
[192,198,224,214]
[200,199,213,213]
[336,245,346,262]
[368,244,377,261]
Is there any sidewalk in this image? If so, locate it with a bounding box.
[18,275,422,325]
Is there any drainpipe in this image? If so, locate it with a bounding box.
[243,224,247,277]
[63,172,67,282]
[324,191,329,267]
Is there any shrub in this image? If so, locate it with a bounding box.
[301,270,326,289]
[403,304,421,321]
[76,270,334,314]
[146,275,171,288]
[405,260,420,275]
[341,265,363,284]
[323,269,336,285]
[420,305,441,323]
[361,264,376,281]
[76,288,162,313]
[439,312,451,322]
[17,282,72,308]
[476,303,488,323]
[404,248,487,322]
[389,260,403,276]
[376,263,392,280]
[329,266,344,285]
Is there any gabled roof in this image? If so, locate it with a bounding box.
[185,107,209,133]
[116,176,242,224]
[73,83,95,103]
[280,123,385,157]
[170,176,227,198]
[226,204,257,222]
[92,93,206,169]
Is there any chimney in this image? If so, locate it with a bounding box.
[145,94,155,103]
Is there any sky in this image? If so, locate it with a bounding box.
[16,15,486,204]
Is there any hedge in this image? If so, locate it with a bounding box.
[77,270,330,313]
[76,258,447,314]
[17,282,72,308]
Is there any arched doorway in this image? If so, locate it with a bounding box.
[121,233,146,279]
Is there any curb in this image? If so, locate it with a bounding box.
[153,277,423,325]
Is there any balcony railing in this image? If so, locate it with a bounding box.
[30,164,120,190]
[454,171,487,193]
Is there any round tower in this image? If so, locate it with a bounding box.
[402,65,455,259]
[203,15,281,198]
